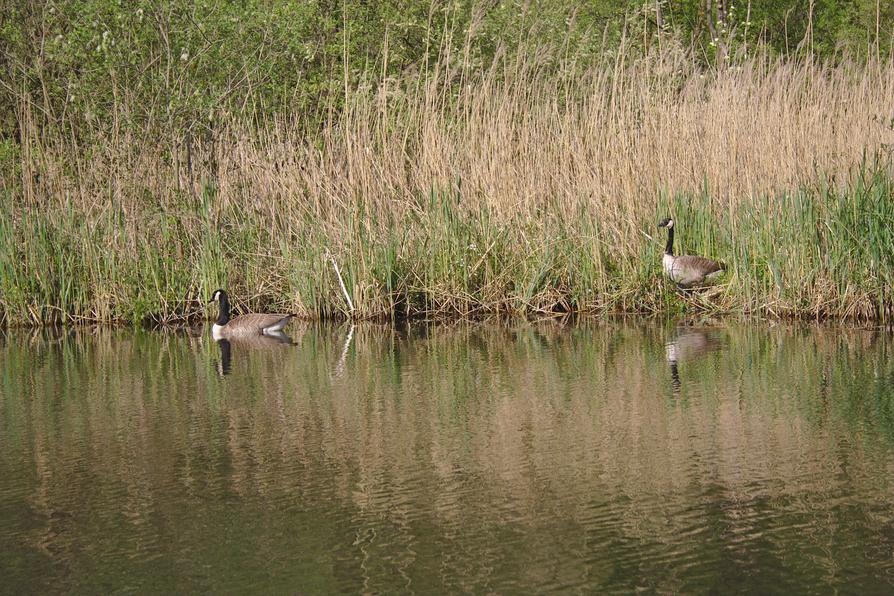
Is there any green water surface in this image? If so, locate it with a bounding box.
[2,321,894,593]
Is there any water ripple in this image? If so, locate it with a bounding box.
[2,323,894,592]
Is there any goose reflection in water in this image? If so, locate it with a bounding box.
[665,327,725,392]
[216,330,295,376]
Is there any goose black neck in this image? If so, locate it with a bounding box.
[664,226,674,256]
[216,293,231,325]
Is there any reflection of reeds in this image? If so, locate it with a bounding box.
[4,323,894,591]
[3,53,894,324]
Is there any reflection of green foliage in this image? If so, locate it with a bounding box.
[4,323,894,592]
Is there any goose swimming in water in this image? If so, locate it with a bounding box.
[208,289,293,340]
[657,218,725,287]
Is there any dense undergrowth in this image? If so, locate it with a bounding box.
[2,4,894,325]
[3,158,894,325]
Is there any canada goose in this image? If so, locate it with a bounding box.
[208,289,293,340]
[657,218,725,287]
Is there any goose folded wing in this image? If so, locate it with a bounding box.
[228,313,293,333]
[677,255,724,274]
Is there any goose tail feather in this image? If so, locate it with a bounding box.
[262,315,293,334]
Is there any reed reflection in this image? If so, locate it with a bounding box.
[2,322,894,593]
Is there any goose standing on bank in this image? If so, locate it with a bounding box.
[208,289,293,340]
[657,218,725,287]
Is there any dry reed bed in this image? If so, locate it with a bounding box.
[4,53,894,324]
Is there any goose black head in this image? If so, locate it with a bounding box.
[208,289,228,304]
[657,217,675,229]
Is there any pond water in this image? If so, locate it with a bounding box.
[3,321,894,593]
